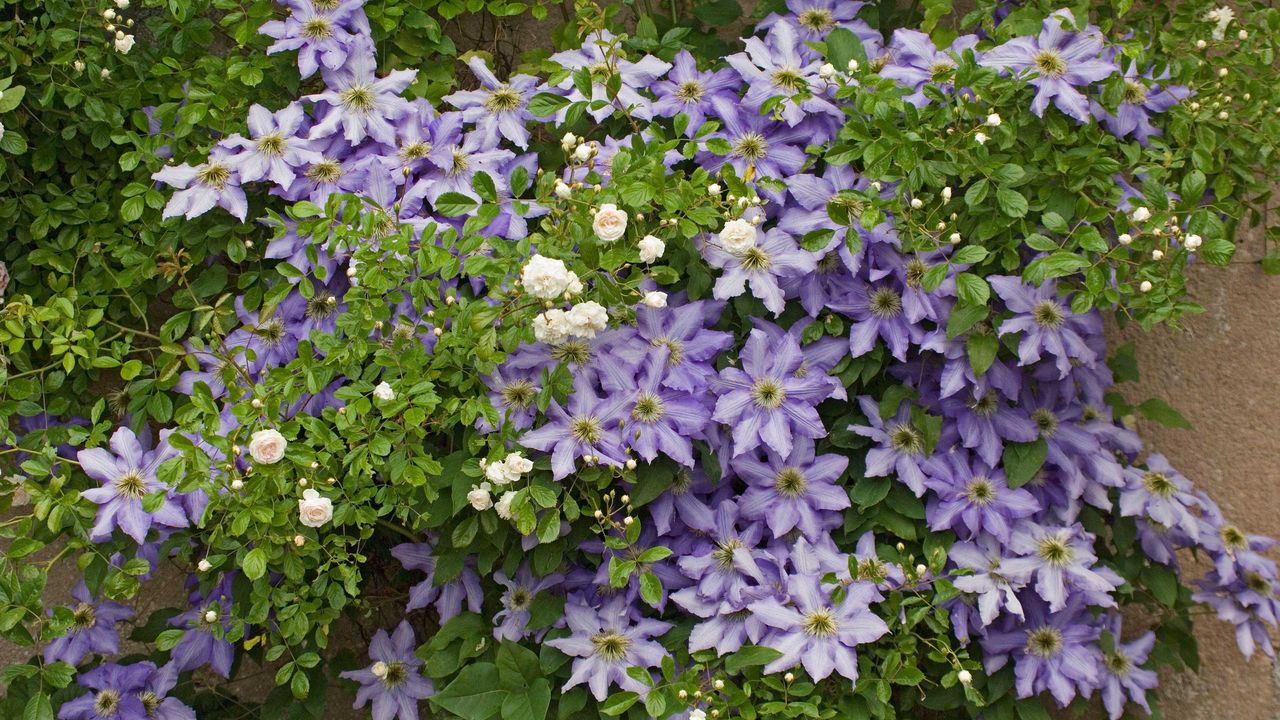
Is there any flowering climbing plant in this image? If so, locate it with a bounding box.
[3,1,1280,720]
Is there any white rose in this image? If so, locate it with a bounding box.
[116,0,129,6]
[495,491,517,520]
[718,218,757,255]
[114,34,135,54]
[485,460,518,486]
[1131,206,1152,222]
[593,203,628,242]
[248,429,287,465]
[638,234,665,263]
[503,452,533,475]
[1184,234,1203,250]
[298,488,333,528]
[554,180,572,199]
[573,143,594,162]
[642,291,667,308]
[818,62,836,78]
[986,113,1002,127]
[467,486,492,510]
[372,381,395,401]
[533,309,572,345]
[690,711,707,720]
[521,255,579,300]
[565,301,608,338]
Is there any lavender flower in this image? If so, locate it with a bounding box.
[922,450,1039,541]
[45,583,134,666]
[711,328,834,457]
[547,31,671,122]
[445,58,540,149]
[260,0,369,78]
[518,374,629,480]
[58,662,189,720]
[153,146,248,221]
[989,275,1099,378]
[651,51,741,134]
[949,535,1026,625]
[726,21,840,125]
[880,30,980,107]
[623,347,713,466]
[493,566,562,642]
[306,37,416,144]
[701,228,818,316]
[979,11,1117,122]
[340,621,435,720]
[1099,615,1157,720]
[390,542,484,622]
[77,427,188,544]
[750,576,888,683]
[1002,521,1119,611]
[981,595,1103,706]
[545,594,672,700]
[734,438,850,540]
[223,103,321,187]
[849,396,930,496]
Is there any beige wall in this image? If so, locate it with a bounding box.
[1107,256,1280,717]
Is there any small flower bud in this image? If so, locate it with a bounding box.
[198,559,212,572]
[713,679,724,690]
[784,672,795,683]
[623,516,634,526]
[985,113,1002,127]
[1196,39,1208,49]
[847,59,859,72]
[625,459,637,470]
[949,232,962,245]
[707,183,721,194]
[371,661,389,679]
[1140,280,1153,293]
[294,534,305,547]
[910,198,923,209]
[678,690,688,700]
[974,131,988,145]
[1118,233,1133,245]
[1218,68,1229,78]
[230,479,244,491]
[204,610,219,624]
[818,62,836,79]
[1151,249,1164,260]
[958,670,973,684]
[251,398,263,408]
[1184,234,1203,250]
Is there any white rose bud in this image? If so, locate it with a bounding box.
[949,232,962,245]
[1196,39,1208,49]
[638,234,665,263]
[974,131,988,145]
[707,183,721,194]
[847,59,859,71]
[561,132,577,147]
[1131,207,1152,222]
[642,291,667,309]
[74,59,86,72]
[625,458,638,470]
[986,113,1002,127]
[230,479,244,491]
[1140,280,1153,292]
[592,203,628,242]
[204,610,219,624]
[818,62,836,79]
[116,0,130,6]
[958,670,973,684]
[565,301,609,338]
[554,180,571,199]
[690,710,706,720]
[467,486,492,511]
[1184,234,1203,250]
[372,381,395,402]
[114,34,135,54]
[718,218,757,255]
[910,198,923,209]
[100,68,111,79]
[248,429,287,465]
[485,461,516,486]
[293,534,305,547]
[573,143,593,162]
[298,489,334,528]
[495,491,517,520]
[1152,249,1165,260]
[941,186,953,202]
[1118,233,1133,245]
[197,559,212,572]
[371,662,389,679]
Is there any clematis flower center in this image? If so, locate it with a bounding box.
[340,84,376,113]
[114,472,147,498]
[802,608,839,637]
[1025,626,1064,657]
[1031,408,1058,437]
[713,538,744,571]
[1032,50,1068,78]
[73,602,97,629]
[302,17,332,39]
[484,86,523,112]
[400,141,432,161]
[507,587,533,611]
[733,133,769,160]
[930,60,956,81]
[500,379,536,409]
[888,423,923,455]
[672,470,692,495]
[256,133,285,156]
[448,148,471,176]
[1032,300,1065,329]
[798,9,834,31]
[95,690,121,717]
[551,340,591,365]
[305,292,338,321]
[1105,651,1132,676]
[631,392,666,423]
[196,163,231,190]
[869,287,904,319]
[381,661,407,688]
[750,378,786,410]
[771,67,805,92]
[313,0,341,10]
[1246,571,1272,593]
[774,467,808,497]
[1220,524,1248,550]
[857,557,889,583]
[964,477,996,505]
[1124,81,1149,105]
[1142,471,1177,498]
[1036,534,1075,567]
[306,159,343,184]
[571,416,603,444]
[969,392,998,418]
[650,337,685,366]
[255,317,287,345]
[741,246,773,272]
[591,631,632,661]
[904,259,928,289]
[140,690,161,716]
[675,81,704,103]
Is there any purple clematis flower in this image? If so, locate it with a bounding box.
[949,535,1026,626]
[1118,453,1202,537]
[306,36,417,145]
[519,374,629,480]
[750,575,888,684]
[77,427,188,544]
[712,328,835,457]
[445,58,541,149]
[989,275,1099,378]
[848,396,930,496]
[58,662,189,720]
[613,297,733,393]
[260,0,370,79]
[726,20,840,125]
[547,31,671,122]
[1092,63,1189,145]
[922,450,1039,542]
[623,347,712,466]
[979,11,1117,122]
[701,98,812,184]
[340,621,435,720]
[45,582,134,666]
[881,29,980,107]
[169,584,235,679]
[981,594,1103,707]
[545,594,672,700]
[493,566,563,642]
[1098,614,1157,720]
[153,146,248,221]
[1002,521,1119,612]
[834,278,919,361]
[390,542,484,622]
[734,437,850,540]
[671,499,774,614]
[701,227,818,316]
[223,103,321,187]
[651,50,741,134]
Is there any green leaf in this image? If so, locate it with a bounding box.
[435,663,505,720]
[1142,565,1179,607]
[501,678,550,720]
[23,693,53,720]
[951,245,988,265]
[1199,238,1235,266]
[1041,212,1069,233]
[434,192,479,217]
[996,188,1028,217]
[1137,398,1191,429]
[638,571,662,605]
[0,85,26,114]
[955,273,989,306]
[966,333,998,376]
[243,548,268,581]
[527,92,570,117]
[825,28,865,69]
[1003,440,1048,489]
[725,644,784,673]
[600,691,639,716]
